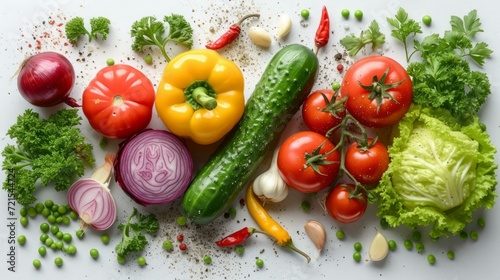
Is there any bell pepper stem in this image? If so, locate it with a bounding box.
[192,87,217,110]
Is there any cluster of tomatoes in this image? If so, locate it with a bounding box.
[276,56,413,223]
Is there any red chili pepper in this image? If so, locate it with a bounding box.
[314,6,330,53]
[206,13,260,50]
[215,227,258,247]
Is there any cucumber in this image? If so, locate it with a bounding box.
[181,44,319,224]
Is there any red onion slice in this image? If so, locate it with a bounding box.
[114,129,194,206]
[67,178,117,230]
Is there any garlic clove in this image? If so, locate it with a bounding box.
[369,228,389,261]
[249,27,272,48]
[277,14,292,38]
[304,219,326,253]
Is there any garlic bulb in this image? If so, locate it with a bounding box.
[253,148,289,203]
[248,26,272,48]
[277,14,292,38]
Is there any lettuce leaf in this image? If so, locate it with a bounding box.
[374,106,497,238]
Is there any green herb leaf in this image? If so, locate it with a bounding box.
[115,208,159,258]
[339,20,385,56]
[386,8,422,62]
[89,17,111,41]
[65,16,111,45]
[450,9,483,37]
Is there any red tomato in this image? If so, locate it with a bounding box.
[302,89,346,135]
[341,56,413,128]
[345,138,389,185]
[277,131,340,193]
[82,64,155,139]
[325,184,367,223]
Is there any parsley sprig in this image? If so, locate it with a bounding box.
[115,208,159,259]
[339,20,385,56]
[131,14,193,62]
[387,8,422,62]
[2,109,95,205]
[65,16,111,46]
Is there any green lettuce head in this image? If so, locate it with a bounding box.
[374,105,497,238]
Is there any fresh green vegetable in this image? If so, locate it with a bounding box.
[427,254,436,265]
[33,259,41,269]
[300,9,310,19]
[422,15,432,26]
[341,9,350,19]
[354,10,363,20]
[339,20,385,56]
[203,255,212,264]
[101,234,110,244]
[447,250,455,260]
[176,216,187,226]
[131,14,193,62]
[301,201,311,211]
[54,257,63,267]
[353,251,361,262]
[477,217,486,227]
[115,208,159,259]
[404,239,413,250]
[374,106,497,238]
[354,242,362,252]
[137,256,147,266]
[388,240,397,251]
[2,109,95,205]
[235,245,245,255]
[90,248,99,259]
[415,242,425,253]
[181,44,318,225]
[65,245,77,254]
[412,231,422,241]
[162,240,173,251]
[336,230,345,239]
[17,235,26,245]
[256,258,264,268]
[38,246,47,256]
[65,16,111,45]
[386,8,422,62]
[470,230,479,240]
[459,231,468,239]
[20,217,28,226]
[106,58,115,66]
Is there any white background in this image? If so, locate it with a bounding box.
[1,0,499,279]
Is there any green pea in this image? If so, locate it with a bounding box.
[55,241,64,250]
[235,245,245,255]
[52,211,60,218]
[447,250,455,260]
[427,254,436,265]
[51,204,59,212]
[47,215,56,224]
[354,10,363,20]
[470,230,478,240]
[58,205,67,215]
[203,255,212,264]
[331,81,341,91]
[403,239,413,250]
[301,201,311,211]
[54,257,63,267]
[379,218,389,229]
[45,237,54,247]
[50,243,57,250]
[354,242,362,252]
[33,259,41,269]
[44,200,54,208]
[106,58,115,66]
[353,251,362,262]
[61,216,71,225]
[459,231,468,240]
[38,246,47,256]
[55,231,63,240]
[163,240,173,251]
[117,254,126,264]
[27,207,37,218]
[228,207,237,218]
[412,231,422,241]
[255,258,264,268]
[90,248,99,259]
[66,245,77,255]
[19,207,27,217]
[40,233,49,243]
[176,216,187,226]
[20,216,28,226]
[69,210,78,220]
[477,217,486,228]
[63,233,72,243]
[40,223,50,233]
[137,256,147,266]
[35,203,45,213]
[76,230,85,239]
[55,217,63,224]
[144,54,153,65]
[17,235,26,245]
[300,9,310,20]
[51,225,60,235]
[336,230,345,239]
[341,9,350,19]
[388,240,397,251]
[101,234,110,244]
[41,208,51,217]
[422,15,432,26]
[415,242,425,253]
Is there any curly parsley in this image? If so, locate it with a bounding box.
[2,109,95,205]
[115,208,159,260]
[65,16,111,45]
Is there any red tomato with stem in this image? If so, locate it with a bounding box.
[325,184,367,223]
[82,64,155,139]
[345,138,389,185]
[341,56,413,128]
[302,89,346,135]
[277,131,340,193]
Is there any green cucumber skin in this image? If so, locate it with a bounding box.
[181,44,319,224]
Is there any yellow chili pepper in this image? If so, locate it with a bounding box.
[246,183,311,262]
[155,49,245,145]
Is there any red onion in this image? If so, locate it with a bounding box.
[67,153,117,230]
[114,129,194,206]
[17,51,79,107]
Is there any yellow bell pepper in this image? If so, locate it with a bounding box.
[155,49,245,145]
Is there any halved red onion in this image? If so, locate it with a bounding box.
[114,129,194,206]
[67,153,117,231]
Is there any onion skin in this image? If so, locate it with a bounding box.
[17,52,77,107]
[114,129,194,206]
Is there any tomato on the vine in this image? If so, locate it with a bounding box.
[302,89,346,135]
[82,64,155,139]
[277,131,340,193]
[340,56,413,128]
[345,138,389,185]
[325,184,367,223]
